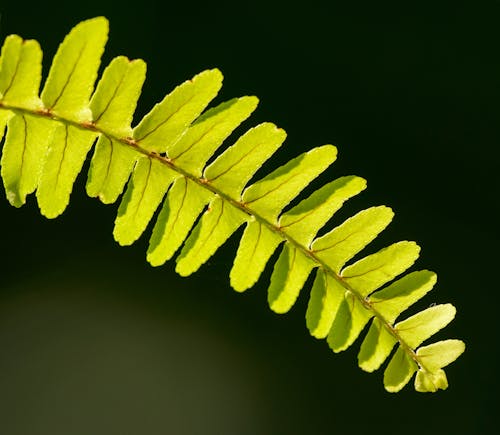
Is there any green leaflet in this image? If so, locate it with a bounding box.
[306,269,350,339]
[1,114,54,207]
[114,157,178,246]
[341,241,421,297]
[415,369,448,393]
[204,122,286,199]
[370,270,437,323]
[147,177,213,266]
[384,347,418,393]
[86,136,139,204]
[0,35,42,108]
[268,243,315,313]
[327,291,374,352]
[395,304,456,348]
[90,56,146,137]
[169,97,258,177]
[230,220,282,292]
[358,318,397,372]
[416,339,466,372]
[242,145,337,221]
[311,206,394,273]
[133,69,222,153]
[36,124,97,218]
[86,56,146,203]
[41,17,108,122]
[176,196,248,276]
[280,176,367,246]
[0,17,464,393]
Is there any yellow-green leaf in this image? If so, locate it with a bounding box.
[230,220,282,292]
[114,157,177,245]
[133,69,222,153]
[147,176,213,266]
[41,17,108,121]
[341,241,421,297]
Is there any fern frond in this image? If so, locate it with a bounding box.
[0,17,465,392]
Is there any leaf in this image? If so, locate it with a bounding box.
[267,243,315,313]
[358,318,397,372]
[230,220,282,292]
[36,124,97,218]
[306,269,348,339]
[0,35,42,108]
[414,368,448,393]
[242,145,337,221]
[1,114,55,207]
[176,196,248,276]
[133,69,222,153]
[311,206,394,273]
[204,122,286,199]
[169,97,258,177]
[384,347,418,393]
[279,176,367,246]
[341,241,421,297]
[147,176,213,266]
[86,135,139,204]
[41,17,108,121]
[90,56,146,137]
[114,157,178,246]
[369,270,437,323]
[395,304,457,348]
[327,291,374,352]
[416,339,466,371]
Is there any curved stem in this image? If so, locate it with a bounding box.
[0,101,427,373]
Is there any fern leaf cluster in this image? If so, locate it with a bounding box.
[0,17,464,392]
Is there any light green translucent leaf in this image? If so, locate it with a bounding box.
[358,318,397,372]
[384,347,418,392]
[176,196,248,276]
[230,220,282,292]
[279,176,366,246]
[306,269,350,339]
[268,243,315,313]
[133,69,222,153]
[311,206,394,273]
[0,35,42,108]
[415,369,448,393]
[369,270,437,323]
[86,135,138,204]
[41,17,108,121]
[416,339,465,371]
[395,304,456,348]
[327,291,374,352]
[114,157,177,245]
[1,114,55,207]
[243,145,337,221]
[147,176,213,266]
[169,97,258,177]
[36,124,97,218]
[341,241,421,297]
[204,122,286,199]
[90,56,146,137]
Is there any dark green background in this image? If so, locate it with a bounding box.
[0,1,496,434]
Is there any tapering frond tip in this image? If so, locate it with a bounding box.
[415,339,465,392]
[382,306,463,392]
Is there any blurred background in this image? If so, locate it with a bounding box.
[0,0,497,433]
